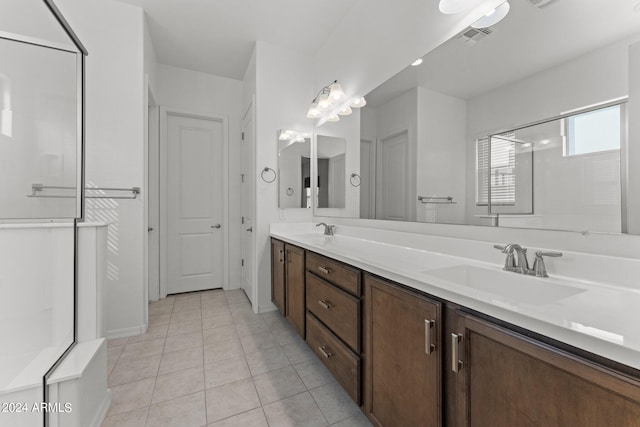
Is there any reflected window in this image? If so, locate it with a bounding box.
[476,132,516,206]
[565,105,622,156]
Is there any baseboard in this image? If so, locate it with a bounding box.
[90,388,111,427]
[105,324,148,339]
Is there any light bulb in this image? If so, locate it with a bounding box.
[471,1,510,29]
[338,106,353,116]
[327,115,340,122]
[306,103,321,119]
[350,97,367,108]
[329,82,346,102]
[279,130,292,140]
[318,93,331,111]
[411,58,423,66]
[438,0,477,14]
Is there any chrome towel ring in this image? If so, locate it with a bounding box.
[261,167,277,183]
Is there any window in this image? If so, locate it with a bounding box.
[565,104,621,156]
[476,132,516,206]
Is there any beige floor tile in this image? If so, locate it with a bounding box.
[235,320,271,338]
[245,347,290,376]
[127,324,169,343]
[224,290,249,305]
[146,391,207,427]
[207,408,268,427]
[232,311,263,325]
[201,299,230,313]
[119,338,165,362]
[205,378,261,423]
[202,311,234,329]
[101,406,149,427]
[263,392,328,427]
[281,338,315,365]
[331,411,373,427]
[163,331,203,354]
[148,313,171,326]
[152,366,205,404]
[252,366,307,405]
[204,338,244,364]
[293,359,336,390]
[107,378,155,416]
[173,293,201,304]
[271,327,301,346]
[158,346,203,375]
[310,382,360,424]
[107,346,124,369]
[240,332,278,354]
[149,300,174,316]
[107,337,129,348]
[171,308,202,323]
[167,319,202,336]
[203,325,239,345]
[109,355,161,386]
[204,356,250,388]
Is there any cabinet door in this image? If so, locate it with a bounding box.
[270,239,285,315]
[452,312,640,427]
[364,274,441,427]
[285,244,305,338]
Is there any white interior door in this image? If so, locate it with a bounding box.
[241,106,254,303]
[167,114,224,294]
[360,139,376,218]
[148,103,160,301]
[377,130,411,221]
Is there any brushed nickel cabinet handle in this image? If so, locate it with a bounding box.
[318,345,333,359]
[318,299,332,309]
[318,266,332,274]
[452,333,463,373]
[425,319,436,355]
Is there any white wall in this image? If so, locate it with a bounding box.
[417,87,467,224]
[156,64,244,288]
[464,36,634,229]
[628,42,640,234]
[253,41,315,312]
[58,0,147,338]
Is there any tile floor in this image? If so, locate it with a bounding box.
[101,289,373,427]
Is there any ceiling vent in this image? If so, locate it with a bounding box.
[456,27,495,46]
[525,0,559,9]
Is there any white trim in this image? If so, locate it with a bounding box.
[105,324,148,339]
[242,97,258,311]
[89,389,111,427]
[159,107,230,297]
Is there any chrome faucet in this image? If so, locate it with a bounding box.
[316,222,335,236]
[494,243,563,277]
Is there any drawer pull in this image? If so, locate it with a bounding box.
[318,345,333,359]
[318,299,332,309]
[451,333,463,373]
[425,319,436,355]
[318,266,332,274]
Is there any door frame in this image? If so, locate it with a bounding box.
[159,107,230,298]
[241,98,257,309]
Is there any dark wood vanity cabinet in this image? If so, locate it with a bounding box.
[449,311,640,427]
[270,239,285,315]
[364,274,442,427]
[284,243,305,338]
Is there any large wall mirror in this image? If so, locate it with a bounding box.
[316,0,640,235]
[278,129,312,209]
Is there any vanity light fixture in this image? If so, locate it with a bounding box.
[279,129,310,143]
[411,58,423,66]
[471,1,510,28]
[307,80,367,123]
[438,0,478,14]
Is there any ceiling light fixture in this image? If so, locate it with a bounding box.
[279,129,311,143]
[307,80,367,124]
[471,1,510,28]
[411,58,423,66]
[438,0,477,14]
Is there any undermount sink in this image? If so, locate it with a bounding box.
[424,265,586,305]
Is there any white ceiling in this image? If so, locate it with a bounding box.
[367,0,640,106]
[114,0,359,80]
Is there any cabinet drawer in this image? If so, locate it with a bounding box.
[306,272,360,353]
[306,312,361,405]
[306,252,361,296]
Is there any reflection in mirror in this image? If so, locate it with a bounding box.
[351,0,640,234]
[278,130,311,209]
[316,135,346,208]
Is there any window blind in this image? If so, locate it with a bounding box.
[476,133,516,205]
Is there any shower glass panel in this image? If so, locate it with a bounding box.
[0,36,80,220]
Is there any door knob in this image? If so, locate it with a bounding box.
[211,224,221,229]
[147,227,154,232]
[246,227,253,232]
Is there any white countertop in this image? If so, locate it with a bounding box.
[271,224,640,371]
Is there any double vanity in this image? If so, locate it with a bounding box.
[270,223,640,426]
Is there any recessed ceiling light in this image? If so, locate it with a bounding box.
[471,1,510,29]
[411,58,423,66]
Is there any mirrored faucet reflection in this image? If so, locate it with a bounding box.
[316,222,335,236]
